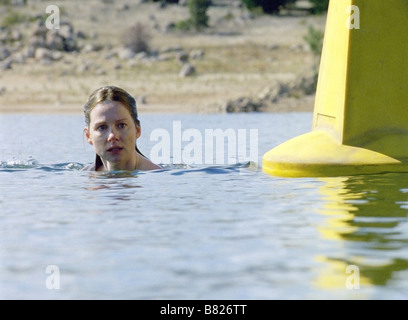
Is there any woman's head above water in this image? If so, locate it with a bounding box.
[84,86,139,129]
[83,86,160,172]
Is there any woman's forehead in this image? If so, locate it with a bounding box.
[90,101,132,122]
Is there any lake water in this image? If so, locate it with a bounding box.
[1,112,407,300]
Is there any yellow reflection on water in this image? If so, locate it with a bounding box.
[313,174,408,293]
[317,177,360,241]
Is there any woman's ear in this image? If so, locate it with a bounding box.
[84,127,93,145]
[135,124,141,139]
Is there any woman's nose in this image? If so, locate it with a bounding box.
[107,127,119,141]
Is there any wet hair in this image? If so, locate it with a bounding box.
[84,85,140,127]
[84,86,145,170]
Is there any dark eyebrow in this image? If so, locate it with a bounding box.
[93,121,106,127]
[93,119,128,126]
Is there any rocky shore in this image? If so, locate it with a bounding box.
[0,0,326,113]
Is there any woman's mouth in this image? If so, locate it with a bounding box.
[107,146,123,154]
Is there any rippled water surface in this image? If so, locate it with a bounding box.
[1,113,407,299]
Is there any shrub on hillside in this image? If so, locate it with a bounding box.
[308,0,329,14]
[151,0,180,4]
[173,0,211,31]
[240,0,295,14]
[122,23,151,53]
[188,0,211,29]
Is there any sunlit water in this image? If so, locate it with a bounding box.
[1,112,407,299]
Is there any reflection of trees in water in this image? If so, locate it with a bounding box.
[317,173,408,288]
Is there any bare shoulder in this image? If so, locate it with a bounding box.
[139,157,162,171]
[82,164,95,171]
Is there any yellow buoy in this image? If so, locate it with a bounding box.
[263,0,408,177]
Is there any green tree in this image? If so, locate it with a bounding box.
[241,0,295,14]
[309,0,329,14]
[187,0,211,29]
[303,25,324,80]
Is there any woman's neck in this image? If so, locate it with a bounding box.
[100,150,140,172]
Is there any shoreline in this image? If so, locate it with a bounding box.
[0,103,201,115]
[0,95,315,115]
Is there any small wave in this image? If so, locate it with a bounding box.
[0,159,258,176]
[36,162,85,171]
[159,163,192,170]
[0,158,85,171]
[0,157,39,170]
[164,161,258,175]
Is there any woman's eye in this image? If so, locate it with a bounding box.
[118,123,126,129]
[97,125,107,131]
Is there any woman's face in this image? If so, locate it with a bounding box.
[84,101,141,170]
